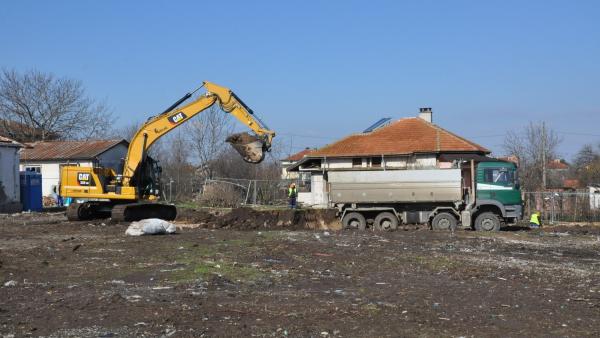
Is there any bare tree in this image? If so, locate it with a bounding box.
[573,143,600,186]
[0,69,112,142]
[185,105,234,177]
[156,129,197,201]
[503,121,561,191]
[109,121,141,142]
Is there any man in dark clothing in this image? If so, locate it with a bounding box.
[288,183,298,209]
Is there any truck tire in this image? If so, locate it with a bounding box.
[374,212,399,231]
[342,212,367,230]
[474,212,501,231]
[431,212,457,231]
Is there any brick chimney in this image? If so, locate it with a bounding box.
[418,107,432,123]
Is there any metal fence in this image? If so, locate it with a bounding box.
[194,177,307,207]
[523,191,600,224]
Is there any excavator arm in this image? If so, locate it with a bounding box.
[121,81,275,188]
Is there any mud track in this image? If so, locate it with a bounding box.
[1,210,600,337]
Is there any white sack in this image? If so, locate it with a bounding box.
[125,218,176,236]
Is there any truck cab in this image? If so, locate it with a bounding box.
[472,161,523,229]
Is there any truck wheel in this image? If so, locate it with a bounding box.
[431,212,457,231]
[474,212,501,231]
[374,212,399,231]
[342,212,367,230]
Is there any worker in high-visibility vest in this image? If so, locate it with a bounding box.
[529,211,541,228]
[288,183,298,209]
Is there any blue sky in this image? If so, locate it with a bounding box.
[1,1,599,159]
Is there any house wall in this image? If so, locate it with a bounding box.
[306,155,438,171]
[324,158,354,169]
[280,160,300,179]
[384,156,408,168]
[414,154,437,168]
[0,145,22,212]
[20,161,93,196]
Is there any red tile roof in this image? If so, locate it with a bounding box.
[309,118,489,157]
[563,179,580,189]
[21,139,128,161]
[548,159,569,170]
[283,148,314,162]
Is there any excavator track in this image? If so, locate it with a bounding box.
[111,203,177,222]
[66,202,112,221]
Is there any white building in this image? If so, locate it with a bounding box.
[287,108,491,208]
[20,139,129,197]
[0,135,23,213]
[281,148,314,180]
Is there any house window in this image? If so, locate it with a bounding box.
[352,158,362,168]
[25,166,41,173]
[371,157,382,168]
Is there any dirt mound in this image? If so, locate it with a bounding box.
[176,207,340,230]
[544,224,600,236]
[175,208,217,224]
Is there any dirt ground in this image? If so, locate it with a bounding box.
[1,209,600,337]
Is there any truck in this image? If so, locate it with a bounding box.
[331,160,522,231]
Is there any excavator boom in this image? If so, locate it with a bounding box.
[121,81,275,187]
[61,81,276,222]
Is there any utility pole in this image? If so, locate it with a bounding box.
[541,121,547,190]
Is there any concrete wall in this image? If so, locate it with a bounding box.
[0,145,22,212]
[310,173,328,208]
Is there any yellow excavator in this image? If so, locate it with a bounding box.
[60,81,275,222]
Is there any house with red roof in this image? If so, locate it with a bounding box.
[287,108,495,207]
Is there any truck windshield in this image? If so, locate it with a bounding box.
[484,168,515,185]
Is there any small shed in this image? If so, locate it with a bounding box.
[20,139,129,197]
[0,135,23,213]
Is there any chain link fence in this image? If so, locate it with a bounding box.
[523,190,600,224]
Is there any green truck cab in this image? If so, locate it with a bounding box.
[473,161,523,229]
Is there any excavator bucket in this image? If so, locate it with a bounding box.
[226,132,266,163]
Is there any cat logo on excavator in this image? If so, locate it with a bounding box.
[77,172,91,186]
[168,112,187,124]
